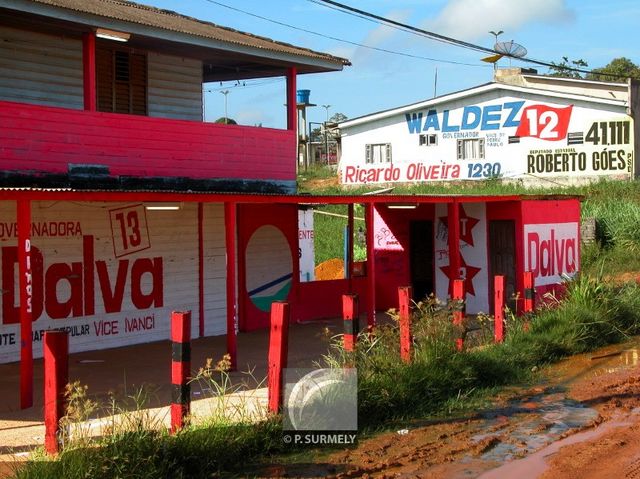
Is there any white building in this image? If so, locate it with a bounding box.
[339,70,639,186]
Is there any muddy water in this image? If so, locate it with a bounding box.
[472,340,640,478]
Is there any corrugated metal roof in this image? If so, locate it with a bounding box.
[24,0,350,67]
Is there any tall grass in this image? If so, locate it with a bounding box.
[323,276,640,429]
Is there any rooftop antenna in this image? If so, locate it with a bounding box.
[488,30,503,70]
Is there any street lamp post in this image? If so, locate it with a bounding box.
[220,90,230,124]
[489,30,503,71]
[322,104,331,165]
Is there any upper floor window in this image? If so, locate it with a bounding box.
[365,143,392,164]
[97,47,147,115]
[419,134,437,146]
[457,138,485,160]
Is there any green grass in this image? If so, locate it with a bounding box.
[322,276,640,429]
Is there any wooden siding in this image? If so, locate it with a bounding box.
[203,203,227,336]
[0,26,83,110]
[0,201,203,363]
[148,53,203,121]
[0,100,296,182]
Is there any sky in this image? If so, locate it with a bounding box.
[143,0,639,129]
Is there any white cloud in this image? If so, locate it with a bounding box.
[425,0,574,43]
[351,9,412,65]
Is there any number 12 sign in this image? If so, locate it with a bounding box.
[109,204,151,258]
[515,104,573,141]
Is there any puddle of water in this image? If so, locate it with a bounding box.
[470,397,599,464]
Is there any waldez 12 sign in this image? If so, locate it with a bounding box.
[342,97,634,184]
[0,204,170,363]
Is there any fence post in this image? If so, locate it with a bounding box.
[494,275,505,343]
[44,331,68,455]
[452,279,465,351]
[268,301,290,414]
[398,286,412,363]
[523,271,535,314]
[342,294,359,352]
[171,311,191,433]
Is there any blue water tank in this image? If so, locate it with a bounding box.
[297,89,311,104]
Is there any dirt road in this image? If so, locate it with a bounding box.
[272,339,640,478]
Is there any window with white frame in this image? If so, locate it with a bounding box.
[456,138,485,160]
[419,134,437,146]
[365,143,392,164]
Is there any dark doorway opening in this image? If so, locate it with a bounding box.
[489,220,517,312]
[410,221,434,302]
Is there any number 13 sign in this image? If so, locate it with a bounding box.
[109,204,151,258]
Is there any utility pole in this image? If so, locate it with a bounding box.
[322,104,331,165]
[220,90,230,124]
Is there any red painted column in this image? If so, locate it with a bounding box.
[347,203,354,290]
[494,275,505,343]
[286,67,297,133]
[452,279,465,351]
[198,203,204,338]
[18,199,33,409]
[523,271,535,313]
[268,301,290,413]
[447,200,461,296]
[82,32,97,111]
[398,286,412,363]
[342,294,359,352]
[365,203,376,327]
[171,311,191,433]
[44,331,68,454]
[224,202,238,371]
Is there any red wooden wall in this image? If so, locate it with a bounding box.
[0,100,296,182]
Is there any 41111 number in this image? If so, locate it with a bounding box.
[585,121,630,146]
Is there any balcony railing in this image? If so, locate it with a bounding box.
[0,101,297,192]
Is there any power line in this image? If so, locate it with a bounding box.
[200,0,489,68]
[309,0,628,78]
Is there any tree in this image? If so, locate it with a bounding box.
[547,56,588,78]
[214,117,237,125]
[586,57,640,82]
[310,112,348,142]
[329,112,348,123]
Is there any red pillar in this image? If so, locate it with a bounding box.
[224,202,238,371]
[447,200,461,296]
[44,331,68,454]
[198,203,204,338]
[268,301,290,413]
[171,311,191,433]
[342,294,359,352]
[365,203,376,327]
[523,271,535,313]
[494,275,505,343]
[452,279,465,351]
[347,203,354,290]
[398,286,412,363]
[286,67,297,133]
[82,32,96,111]
[18,199,33,409]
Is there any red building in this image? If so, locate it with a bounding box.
[0,1,581,412]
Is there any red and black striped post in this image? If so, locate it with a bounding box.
[452,279,465,351]
[342,294,359,352]
[171,311,191,433]
[398,286,412,363]
[44,330,68,455]
[268,301,290,414]
[523,271,535,314]
[494,275,505,343]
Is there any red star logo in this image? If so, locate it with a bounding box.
[440,256,482,296]
[439,205,480,246]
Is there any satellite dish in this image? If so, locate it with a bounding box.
[494,41,527,58]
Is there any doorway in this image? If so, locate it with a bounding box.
[410,221,434,302]
[489,220,516,312]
